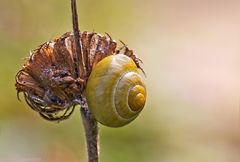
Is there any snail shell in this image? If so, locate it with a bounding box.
[85,54,146,127]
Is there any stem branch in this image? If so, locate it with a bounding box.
[80,107,99,162]
[71,0,85,78]
[71,0,99,161]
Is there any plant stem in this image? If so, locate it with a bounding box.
[80,107,99,162]
[71,0,99,161]
[71,0,85,78]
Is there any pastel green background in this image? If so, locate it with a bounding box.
[0,0,239,162]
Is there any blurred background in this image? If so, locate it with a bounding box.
[0,0,239,162]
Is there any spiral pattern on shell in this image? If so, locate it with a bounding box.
[85,54,146,127]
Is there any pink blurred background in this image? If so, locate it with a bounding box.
[0,0,239,161]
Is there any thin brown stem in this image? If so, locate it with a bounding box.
[71,0,85,78]
[80,107,99,162]
[71,1,99,161]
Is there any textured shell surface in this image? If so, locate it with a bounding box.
[85,54,146,127]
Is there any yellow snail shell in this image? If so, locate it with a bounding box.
[85,54,146,127]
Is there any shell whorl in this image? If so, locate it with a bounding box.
[85,54,146,127]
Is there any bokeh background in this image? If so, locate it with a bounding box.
[0,0,239,162]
